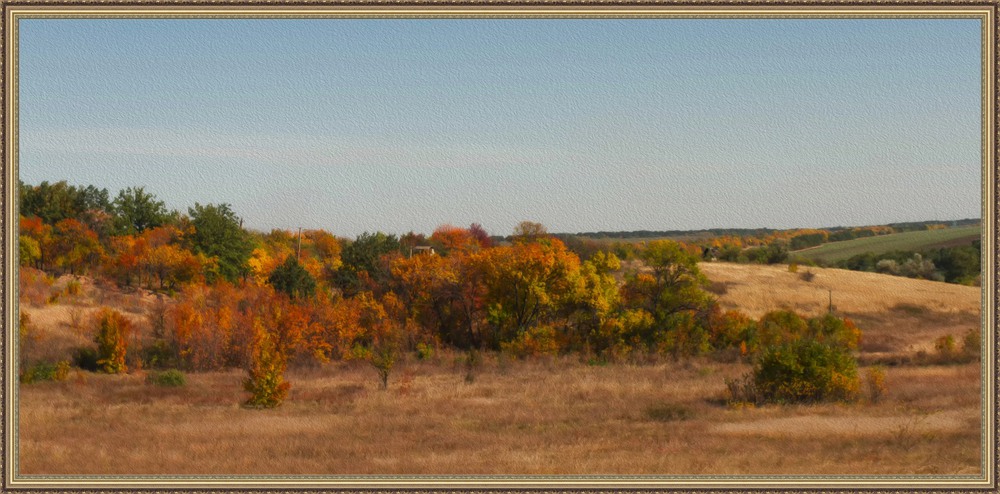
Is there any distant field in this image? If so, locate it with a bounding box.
[791,226,981,264]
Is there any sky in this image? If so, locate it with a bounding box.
[17,18,983,237]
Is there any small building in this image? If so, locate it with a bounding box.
[409,245,436,257]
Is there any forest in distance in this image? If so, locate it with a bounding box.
[14,179,984,475]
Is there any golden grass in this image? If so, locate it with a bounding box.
[700,263,981,355]
[700,263,980,317]
[17,358,981,476]
[14,265,986,477]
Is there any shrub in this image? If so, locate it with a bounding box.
[94,307,132,373]
[934,334,957,357]
[753,339,860,404]
[66,279,82,297]
[807,313,861,350]
[415,342,435,361]
[864,366,887,403]
[962,328,981,360]
[146,369,186,387]
[72,346,101,372]
[725,373,761,406]
[500,324,560,359]
[369,343,397,390]
[20,360,70,384]
[787,263,799,273]
[799,270,816,282]
[141,339,179,369]
[244,322,290,408]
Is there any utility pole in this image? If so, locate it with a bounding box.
[296,227,302,261]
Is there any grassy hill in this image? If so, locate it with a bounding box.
[700,262,981,355]
[790,225,981,264]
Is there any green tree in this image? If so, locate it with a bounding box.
[622,240,715,354]
[268,256,317,300]
[187,203,253,283]
[113,186,169,234]
[336,232,400,296]
[20,180,111,224]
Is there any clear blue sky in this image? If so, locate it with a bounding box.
[18,18,982,237]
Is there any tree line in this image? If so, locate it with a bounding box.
[19,180,866,407]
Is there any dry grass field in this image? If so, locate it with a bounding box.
[15,264,986,476]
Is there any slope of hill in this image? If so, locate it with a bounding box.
[700,262,981,355]
[790,225,981,264]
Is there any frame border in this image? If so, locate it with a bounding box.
[1,4,996,491]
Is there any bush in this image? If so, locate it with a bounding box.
[725,373,761,405]
[141,339,179,369]
[415,342,435,361]
[244,323,290,408]
[864,366,887,403]
[72,346,100,371]
[94,307,132,374]
[20,360,70,384]
[962,328,981,360]
[369,344,397,390]
[66,279,82,297]
[753,339,859,404]
[501,324,560,359]
[146,369,186,387]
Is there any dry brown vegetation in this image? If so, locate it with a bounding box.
[18,358,981,475]
[15,265,985,476]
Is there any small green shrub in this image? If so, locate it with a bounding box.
[146,369,186,387]
[141,339,179,369]
[415,342,435,361]
[753,339,860,404]
[20,360,70,384]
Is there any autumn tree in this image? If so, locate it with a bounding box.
[512,221,548,243]
[19,216,53,270]
[51,219,104,275]
[430,224,481,255]
[94,308,132,374]
[244,318,290,408]
[622,240,716,355]
[474,236,580,348]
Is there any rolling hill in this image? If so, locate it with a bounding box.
[789,225,981,264]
